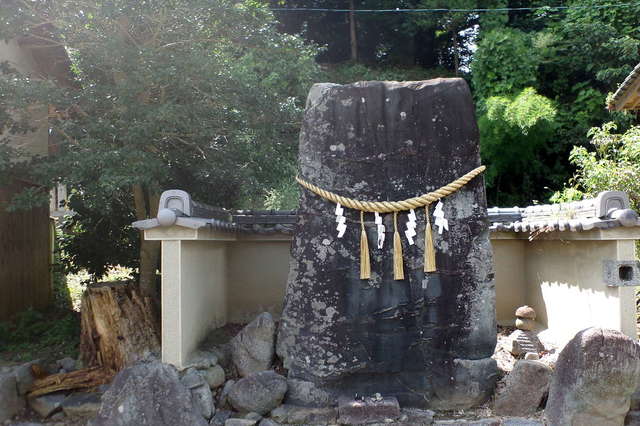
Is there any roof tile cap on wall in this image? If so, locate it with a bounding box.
[133,189,639,235]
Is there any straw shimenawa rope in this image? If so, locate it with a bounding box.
[296,165,486,280]
[295,166,486,213]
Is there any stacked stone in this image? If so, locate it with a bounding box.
[507,306,543,357]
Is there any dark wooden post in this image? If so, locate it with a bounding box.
[349,0,358,61]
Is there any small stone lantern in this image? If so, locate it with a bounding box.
[515,305,536,331]
[507,305,543,356]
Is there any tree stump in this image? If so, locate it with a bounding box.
[80,281,160,372]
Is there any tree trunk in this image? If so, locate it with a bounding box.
[80,281,160,372]
[349,0,358,61]
[133,184,160,300]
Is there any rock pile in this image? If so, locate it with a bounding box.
[0,357,106,424]
[7,313,640,426]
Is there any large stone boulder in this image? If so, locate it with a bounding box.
[545,328,640,426]
[0,372,24,422]
[61,392,102,418]
[180,368,215,420]
[228,371,287,415]
[90,361,208,426]
[231,312,276,377]
[277,79,496,409]
[14,360,39,395]
[494,360,552,416]
[28,392,67,418]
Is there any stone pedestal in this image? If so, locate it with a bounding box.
[276,79,497,409]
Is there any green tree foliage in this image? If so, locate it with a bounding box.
[471,28,539,98]
[0,0,320,280]
[471,0,639,205]
[553,123,640,208]
[479,87,559,204]
[278,0,639,206]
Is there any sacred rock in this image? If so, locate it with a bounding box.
[277,79,497,409]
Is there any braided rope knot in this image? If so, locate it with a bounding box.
[295,165,486,213]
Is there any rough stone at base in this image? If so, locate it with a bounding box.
[400,407,435,425]
[337,396,401,424]
[228,371,287,415]
[230,313,276,378]
[270,404,338,424]
[284,378,332,406]
[429,358,499,410]
[56,357,78,373]
[501,419,544,426]
[14,360,39,396]
[191,383,215,420]
[494,360,552,417]
[182,367,207,389]
[204,365,226,389]
[0,372,24,422]
[545,328,640,426]
[29,392,67,418]
[210,409,233,426]
[182,350,219,371]
[225,419,258,426]
[217,379,236,409]
[434,419,500,426]
[90,361,208,426]
[61,392,102,418]
[257,419,282,426]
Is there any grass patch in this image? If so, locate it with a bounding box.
[0,307,80,364]
[0,266,134,364]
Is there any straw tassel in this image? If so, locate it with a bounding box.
[360,211,371,280]
[393,212,404,280]
[424,204,436,273]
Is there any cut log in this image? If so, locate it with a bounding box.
[28,367,114,397]
[80,281,160,372]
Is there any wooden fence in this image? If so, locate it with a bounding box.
[0,180,52,321]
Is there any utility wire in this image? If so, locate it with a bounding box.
[269,1,640,13]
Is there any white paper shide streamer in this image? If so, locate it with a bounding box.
[336,203,347,238]
[374,212,385,249]
[404,209,417,245]
[433,201,448,234]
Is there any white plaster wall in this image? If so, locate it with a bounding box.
[161,240,182,365]
[524,239,637,346]
[154,227,640,368]
[227,241,291,323]
[491,239,526,325]
[180,241,227,361]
